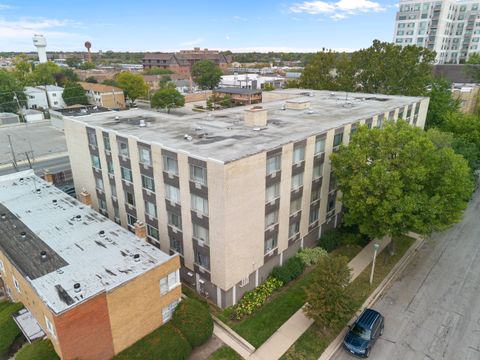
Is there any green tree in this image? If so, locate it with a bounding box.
[30,61,61,85]
[65,57,81,68]
[143,68,174,75]
[102,79,118,87]
[172,298,213,347]
[85,76,98,83]
[331,121,474,245]
[304,255,355,330]
[425,78,460,128]
[55,67,80,87]
[150,88,185,113]
[79,61,95,70]
[12,54,32,85]
[62,81,89,106]
[116,71,148,104]
[0,70,26,113]
[191,60,222,90]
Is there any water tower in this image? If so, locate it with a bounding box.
[84,41,92,62]
[33,34,47,63]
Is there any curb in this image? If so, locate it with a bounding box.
[212,315,256,354]
[318,235,425,360]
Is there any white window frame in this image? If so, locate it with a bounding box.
[162,299,180,323]
[12,275,20,293]
[193,223,209,245]
[165,184,180,204]
[291,172,304,190]
[44,315,56,338]
[293,146,305,164]
[163,156,179,175]
[191,194,209,216]
[265,210,278,229]
[313,163,323,180]
[266,154,281,175]
[315,138,325,154]
[189,164,207,185]
[0,260,3,273]
[145,200,157,218]
[266,182,280,203]
[139,147,152,166]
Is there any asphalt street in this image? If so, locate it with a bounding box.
[331,189,480,360]
[0,155,70,177]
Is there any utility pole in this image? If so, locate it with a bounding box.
[7,135,18,170]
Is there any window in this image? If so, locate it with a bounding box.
[91,154,101,169]
[167,211,182,229]
[266,182,280,203]
[315,138,325,154]
[127,214,137,227]
[291,173,304,190]
[162,300,179,323]
[99,198,107,211]
[333,133,343,147]
[195,252,210,270]
[103,133,111,151]
[264,235,278,254]
[113,205,120,220]
[313,163,323,180]
[163,156,178,175]
[240,277,249,287]
[191,194,209,216]
[309,207,319,224]
[111,183,117,198]
[289,221,300,238]
[293,146,305,163]
[95,177,104,191]
[266,153,282,174]
[327,195,336,213]
[44,316,56,337]
[0,260,3,273]
[377,116,384,128]
[193,223,209,244]
[311,187,321,202]
[160,270,181,295]
[125,191,135,206]
[139,146,152,166]
[290,196,302,215]
[190,164,207,185]
[145,200,157,218]
[147,225,159,240]
[107,159,114,174]
[265,210,278,228]
[165,184,180,203]
[118,140,129,157]
[12,275,20,293]
[141,175,155,192]
[121,166,133,182]
[170,237,183,253]
[87,131,97,147]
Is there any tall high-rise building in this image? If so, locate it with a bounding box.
[394,0,480,64]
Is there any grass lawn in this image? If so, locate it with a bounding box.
[281,235,415,359]
[16,340,59,360]
[113,323,192,360]
[0,300,24,356]
[217,245,363,348]
[208,346,243,360]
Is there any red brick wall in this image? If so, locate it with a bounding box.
[54,292,115,360]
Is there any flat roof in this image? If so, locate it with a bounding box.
[0,122,67,166]
[65,89,426,163]
[0,170,174,314]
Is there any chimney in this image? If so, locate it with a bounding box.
[285,100,311,110]
[134,221,146,239]
[244,107,268,127]
[78,191,92,206]
[43,170,54,184]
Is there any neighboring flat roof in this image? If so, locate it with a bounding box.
[0,122,67,166]
[0,170,174,314]
[64,89,426,163]
[215,87,262,95]
[79,82,123,93]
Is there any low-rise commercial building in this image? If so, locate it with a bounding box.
[79,82,126,109]
[0,170,181,360]
[63,89,429,308]
[213,87,263,105]
[220,74,285,90]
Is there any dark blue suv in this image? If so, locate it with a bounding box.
[343,308,384,358]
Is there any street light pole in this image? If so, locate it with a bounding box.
[369,243,380,285]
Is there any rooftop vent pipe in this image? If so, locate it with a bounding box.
[52,199,58,206]
[75,215,82,222]
[139,119,146,127]
[40,251,47,260]
[20,231,26,239]
[133,254,140,262]
[99,230,106,237]
[1,213,5,220]
[73,283,81,293]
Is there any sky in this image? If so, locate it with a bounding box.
[0,0,400,53]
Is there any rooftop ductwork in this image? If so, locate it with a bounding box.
[244,106,268,127]
[285,100,311,110]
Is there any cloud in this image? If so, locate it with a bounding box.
[290,0,385,19]
[0,4,12,10]
[0,18,81,39]
[225,35,230,40]
[179,37,204,47]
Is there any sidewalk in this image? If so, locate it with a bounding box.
[214,237,392,360]
[250,237,391,360]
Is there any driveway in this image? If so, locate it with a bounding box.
[331,189,480,360]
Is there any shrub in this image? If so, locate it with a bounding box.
[318,228,343,252]
[232,277,283,320]
[297,247,328,266]
[114,323,191,360]
[0,301,24,356]
[172,298,213,347]
[16,340,59,360]
[271,256,305,284]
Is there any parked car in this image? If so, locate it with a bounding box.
[343,308,384,358]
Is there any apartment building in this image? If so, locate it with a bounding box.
[142,47,231,75]
[0,170,181,360]
[24,85,66,109]
[63,89,429,308]
[79,82,126,109]
[394,0,480,63]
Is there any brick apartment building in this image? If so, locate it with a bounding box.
[63,89,429,308]
[0,170,181,360]
[142,47,231,75]
[79,82,126,109]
